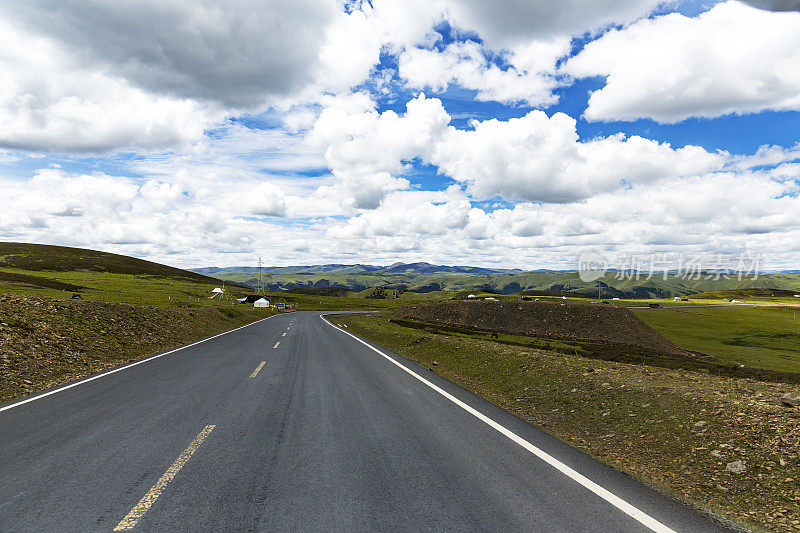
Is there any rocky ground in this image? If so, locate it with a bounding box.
[0,294,268,402]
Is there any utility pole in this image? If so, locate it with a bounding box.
[257,256,264,295]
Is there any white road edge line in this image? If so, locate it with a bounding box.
[1,315,280,413]
[320,314,676,533]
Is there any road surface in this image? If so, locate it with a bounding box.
[0,311,730,532]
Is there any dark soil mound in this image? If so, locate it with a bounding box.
[387,299,686,356]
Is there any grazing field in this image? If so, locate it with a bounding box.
[333,313,800,532]
[634,306,800,373]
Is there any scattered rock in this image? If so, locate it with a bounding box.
[726,460,746,474]
[711,449,722,457]
[694,420,707,427]
[781,392,800,407]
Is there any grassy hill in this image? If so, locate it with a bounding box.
[0,242,246,307]
[0,242,219,281]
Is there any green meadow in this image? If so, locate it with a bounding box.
[633,305,800,372]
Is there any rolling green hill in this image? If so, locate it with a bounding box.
[194,263,800,299]
[0,242,245,307]
[0,242,219,281]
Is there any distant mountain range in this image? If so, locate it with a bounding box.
[195,262,521,276]
[191,262,800,298]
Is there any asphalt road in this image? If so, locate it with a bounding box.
[0,311,731,532]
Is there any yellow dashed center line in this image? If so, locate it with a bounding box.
[273,341,280,349]
[250,361,266,378]
[113,425,215,531]
[282,332,286,337]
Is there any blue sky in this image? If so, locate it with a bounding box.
[0,0,799,269]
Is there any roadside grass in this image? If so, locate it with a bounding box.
[0,294,275,403]
[334,314,800,532]
[634,306,800,372]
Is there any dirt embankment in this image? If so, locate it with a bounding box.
[386,299,687,356]
[0,294,268,402]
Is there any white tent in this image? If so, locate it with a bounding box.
[253,298,270,308]
[211,287,224,294]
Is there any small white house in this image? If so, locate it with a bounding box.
[253,298,270,308]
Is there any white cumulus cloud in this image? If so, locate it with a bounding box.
[0,20,221,153]
[564,1,800,122]
[399,40,568,107]
[312,94,725,204]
